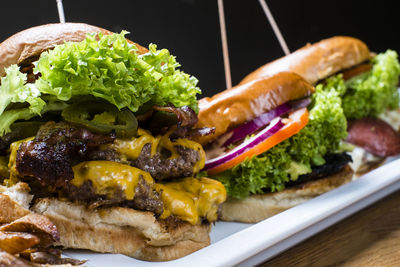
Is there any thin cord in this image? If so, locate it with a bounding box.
[258,0,290,55]
[217,0,232,89]
[56,0,66,23]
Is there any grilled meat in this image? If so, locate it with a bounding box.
[132,143,201,181]
[62,176,163,215]
[16,122,116,189]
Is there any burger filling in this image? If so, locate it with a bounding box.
[3,120,225,225]
[320,50,400,169]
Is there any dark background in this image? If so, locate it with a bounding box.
[1,0,399,97]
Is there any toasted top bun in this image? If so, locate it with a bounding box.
[195,72,314,145]
[240,36,371,85]
[0,22,148,76]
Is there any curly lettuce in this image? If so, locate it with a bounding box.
[34,32,200,113]
[0,65,45,116]
[323,50,400,119]
[213,87,347,199]
[0,32,201,136]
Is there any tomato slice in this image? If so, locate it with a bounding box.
[207,108,309,175]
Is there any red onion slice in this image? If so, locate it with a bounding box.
[203,118,284,171]
[223,97,311,147]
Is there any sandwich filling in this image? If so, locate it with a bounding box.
[318,50,400,169]
[0,31,226,225]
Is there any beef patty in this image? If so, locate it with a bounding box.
[14,121,201,214]
[62,176,163,215]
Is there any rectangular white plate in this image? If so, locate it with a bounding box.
[63,158,400,267]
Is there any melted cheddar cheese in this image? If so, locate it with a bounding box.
[110,128,206,172]
[155,177,227,225]
[71,161,154,200]
[70,160,226,225]
[6,129,224,225]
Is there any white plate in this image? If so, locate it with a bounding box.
[63,158,400,267]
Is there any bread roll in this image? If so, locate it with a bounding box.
[0,23,148,76]
[240,36,371,85]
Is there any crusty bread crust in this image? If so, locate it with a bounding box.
[0,23,147,76]
[195,72,314,145]
[32,198,210,262]
[0,183,32,223]
[240,36,371,85]
[220,165,354,223]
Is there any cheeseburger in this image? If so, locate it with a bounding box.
[0,23,226,261]
[196,72,353,223]
[241,36,400,174]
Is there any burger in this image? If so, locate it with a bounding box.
[241,36,400,175]
[0,23,226,261]
[195,71,353,223]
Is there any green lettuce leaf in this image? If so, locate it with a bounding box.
[34,32,200,113]
[0,65,45,116]
[0,100,67,136]
[212,87,347,199]
[323,50,400,119]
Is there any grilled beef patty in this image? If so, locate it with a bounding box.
[16,122,116,189]
[62,176,163,215]
[132,143,201,181]
[14,121,201,214]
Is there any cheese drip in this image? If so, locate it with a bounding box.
[155,177,227,225]
[71,161,226,224]
[110,128,206,173]
[71,161,154,200]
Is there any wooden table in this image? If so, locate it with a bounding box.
[261,190,400,266]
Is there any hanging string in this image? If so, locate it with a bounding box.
[217,0,232,89]
[56,0,66,23]
[258,0,290,55]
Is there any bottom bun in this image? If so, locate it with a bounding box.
[220,165,354,223]
[32,198,210,261]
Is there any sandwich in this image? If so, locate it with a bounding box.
[240,36,400,175]
[0,23,226,261]
[195,71,353,223]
